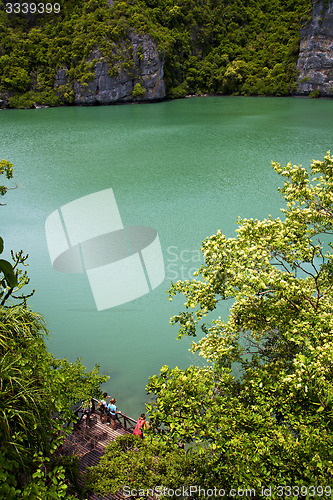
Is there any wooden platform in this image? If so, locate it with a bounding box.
[62,410,136,500]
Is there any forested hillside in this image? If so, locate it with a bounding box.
[0,0,312,108]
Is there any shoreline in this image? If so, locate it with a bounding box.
[1,91,332,111]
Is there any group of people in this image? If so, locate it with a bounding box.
[99,393,149,438]
[99,393,120,430]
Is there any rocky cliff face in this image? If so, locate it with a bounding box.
[56,31,165,105]
[297,0,333,96]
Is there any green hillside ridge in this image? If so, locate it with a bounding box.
[0,0,312,108]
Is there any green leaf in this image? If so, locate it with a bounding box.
[0,259,18,287]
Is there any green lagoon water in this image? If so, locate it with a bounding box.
[1,96,332,418]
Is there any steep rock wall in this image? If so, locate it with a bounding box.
[57,32,165,105]
[297,0,333,96]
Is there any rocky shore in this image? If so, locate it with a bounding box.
[297,0,333,96]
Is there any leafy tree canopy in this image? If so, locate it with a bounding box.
[88,152,333,494]
[147,151,333,488]
[85,434,207,497]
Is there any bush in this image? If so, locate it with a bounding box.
[132,82,146,98]
[309,89,320,98]
[168,84,188,98]
[9,90,61,108]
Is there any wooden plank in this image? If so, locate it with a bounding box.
[62,410,134,500]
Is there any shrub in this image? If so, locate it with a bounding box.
[132,82,146,98]
[309,89,320,98]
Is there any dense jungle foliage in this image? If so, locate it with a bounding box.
[0,0,312,108]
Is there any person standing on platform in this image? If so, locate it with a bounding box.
[100,392,110,424]
[108,398,120,430]
[133,413,149,438]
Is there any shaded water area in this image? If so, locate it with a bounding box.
[1,96,332,418]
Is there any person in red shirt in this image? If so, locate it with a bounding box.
[133,413,149,438]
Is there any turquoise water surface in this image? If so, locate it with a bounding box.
[1,96,332,418]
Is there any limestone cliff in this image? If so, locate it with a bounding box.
[297,0,333,96]
[56,32,165,105]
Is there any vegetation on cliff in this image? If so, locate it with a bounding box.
[0,0,311,108]
[86,152,333,493]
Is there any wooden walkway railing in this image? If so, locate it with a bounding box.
[73,398,137,432]
[63,399,140,500]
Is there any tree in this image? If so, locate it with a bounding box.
[0,306,108,499]
[0,160,109,498]
[85,434,206,498]
[0,159,19,302]
[0,158,34,306]
[0,158,14,198]
[144,152,333,489]
[85,153,333,494]
[0,0,311,106]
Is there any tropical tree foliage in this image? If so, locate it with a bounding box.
[87,152,333,494]
[0,305,108,499]
[85,434,207,497]
[0,0,312,107]
[146,151,333,489]
[0,159,19,303]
